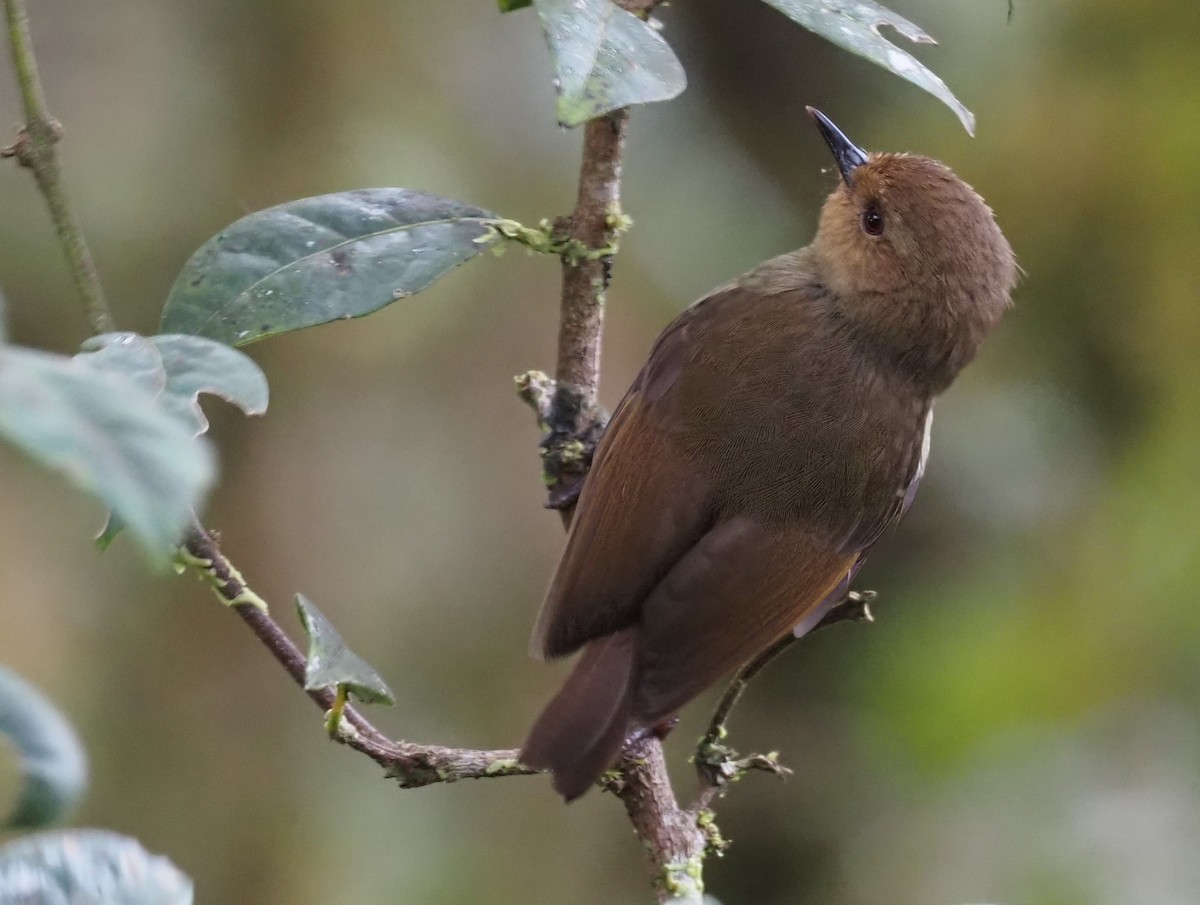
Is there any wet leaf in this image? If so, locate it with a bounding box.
[296,594,394,705]
[74,334,165,396]
[0,830,192,905]
[160,189,497,346]
[533,0,686,127]
[762,0,975,134]
[498,0,532,10]
[0,668,87,830]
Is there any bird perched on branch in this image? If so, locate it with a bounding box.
[522,107,1017,801]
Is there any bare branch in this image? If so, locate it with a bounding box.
[555,112,625,396]
[2,0,114,333]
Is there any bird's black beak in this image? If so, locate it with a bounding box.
[806,106,869,186]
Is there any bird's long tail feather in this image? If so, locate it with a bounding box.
[521,628,638,801]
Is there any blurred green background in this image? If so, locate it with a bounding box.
[2,1,1199,903]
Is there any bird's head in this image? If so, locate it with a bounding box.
[806,107,1017,388]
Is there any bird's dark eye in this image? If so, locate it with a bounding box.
[861,207,884,236]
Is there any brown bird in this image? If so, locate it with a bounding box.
[522,107,1017,801]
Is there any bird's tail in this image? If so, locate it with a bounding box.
[521,627,639,802]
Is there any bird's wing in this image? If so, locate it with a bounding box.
[833,406,932,556]
[634,515,857,723]
[785,406,930,639]
[530,309,718,660]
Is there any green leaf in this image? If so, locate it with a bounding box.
[94,515,124,553]
[295,594,394,705]
[0,345,214,557]
[75,333,264,552]
[761,0,975,135]
[0,667,87,830]
[160,189,498,347]
[80,333,268,437]
[152,334,269,436]
[75,333,166,396]
[533,0,686,127]
[498,0,532,10]
[0,830,192,905]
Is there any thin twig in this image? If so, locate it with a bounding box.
[2,0,113,333]
[703,590,876,751]
[692,590,877,806]
[180,524,536,786]
[700,634,799,761]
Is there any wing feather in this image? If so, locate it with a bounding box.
[531,395,715,660]
[634,516,856,723]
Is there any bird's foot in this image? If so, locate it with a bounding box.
[693,733,790,791]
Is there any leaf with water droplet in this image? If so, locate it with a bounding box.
[160,189,497,346]
[761,0,975,134]
[75,333,166,396]
[533,0,686,127]
[79,333,267,438]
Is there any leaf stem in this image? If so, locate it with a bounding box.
[325,685,349,738]
[2,0,114,334]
